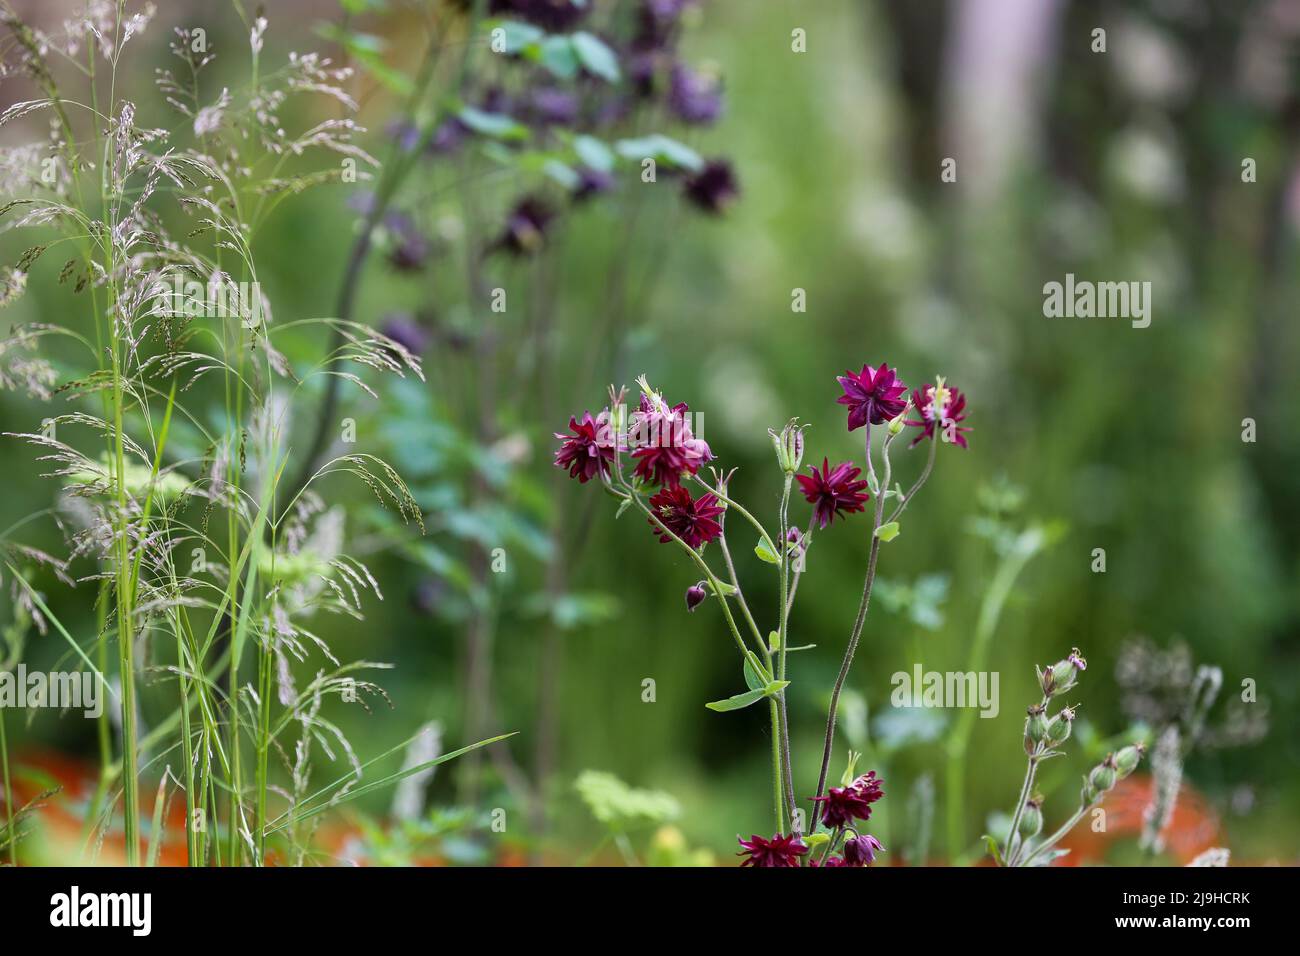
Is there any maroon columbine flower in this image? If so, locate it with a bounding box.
[795,458,870,530]
[905,380,970,449]
[842,833,884,867]
[683,159,739,214]
[737,832,808,868]
[836,363,909,430]
[684,581,707,612]
[647,486,723,548]
[811,771,884,828]
[629,393,712,487]
[554,411,615,483]
[668,62,724,124]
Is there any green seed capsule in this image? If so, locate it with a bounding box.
[1114,743,1145,779]
[1019,800,1044,838]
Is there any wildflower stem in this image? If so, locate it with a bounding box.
[1003,748,1042,866]
[769,699,785,834]
[886,430,938,524]
[776,474,798,828]
[809,431,895,829]
[1020,805,1088,867]
[691,475,780,560]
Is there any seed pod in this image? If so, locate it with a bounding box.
[1113,743,1145,779]
[1025,704,1048,745]
[1088,756,1118,794]
[1019,797,1044,838]
[1044,705,1077,746]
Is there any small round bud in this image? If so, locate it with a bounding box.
[768,419,806,474]
[1088,756,1118,794]
[684,582,707,612]
[1025,704,1048,746]
[1044,647,1086,698]
[1044,705,1076,746]
[1113,743,1145,779]
[1018,797,1043,838]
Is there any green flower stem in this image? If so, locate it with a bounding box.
[776,474,798,828]
[809,427,897,830]
[1003,750,1042,866]
[691,475,781,562]
[1020,805,1088,868]
[945,536,1036,862]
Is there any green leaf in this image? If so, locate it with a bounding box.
[614,497,632,519]
[572,31,621,82]
[615,134,703,172]
[573,134,614,173]
[709,580,737,597]
[539,34,579,79]
[457,106,530,141]
[705,680,787,713]
[543,159,581,189]
[754,536,780,565]
[743,657,767,691]
[492,19,544,53]
[802,832,831,852]
[875,521,901,542]
[705,687,768,713]
[982,834,1004,866]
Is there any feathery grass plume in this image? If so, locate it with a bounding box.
[0,0,495,866]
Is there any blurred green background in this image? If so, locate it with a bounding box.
[1,0,1296,864]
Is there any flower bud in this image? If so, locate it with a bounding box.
[887,411,906,436]
[1113,742,1145,779]
[1018,797,1043,838]
[1044,705,1076,747]
[768,419,806,475]
[1024,704,1048,750]
[1042,647,1086,698]
[1088,755,1118,794]
[684,582,707,612]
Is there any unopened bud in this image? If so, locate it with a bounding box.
[1043,647,1086,698]
[887,411,906,436]
[768,419,806,475]
[1018,796,1043,838]
[1113,742,1145,779]
[1024,704,1048,750]
[1044,705,1076,746]
[1088,755,1118,794]
[684,582,707,612]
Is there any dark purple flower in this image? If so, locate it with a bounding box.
[842,833,884,867]
[836,363,909,430]
[379,312,431,356]
[795,458,870,529]
[684,581,707,612]
[647,485,723,548]
[668,62,724,124]
[632,0,694,53]
[682,159,739,214]
[488,0,588,31]
[554,411,615,483]
[526,87,580,127]
[494,196,554,256]
[811,771,884,828]
[737,832,808,868]
[573,166,615,202]
[387,119,421,153]
[383,211,431,272]
[428,117,468,155]
[905,380,970,449]
[628,393,712,487]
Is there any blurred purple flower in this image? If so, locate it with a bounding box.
[380,312,431,356]
[682,159,738,213]
[494,196,555,256]
[668,63,723,124]
[489,0,588,31]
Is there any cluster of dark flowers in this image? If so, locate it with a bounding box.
[376,1,738,352]
[554,362,971,866]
